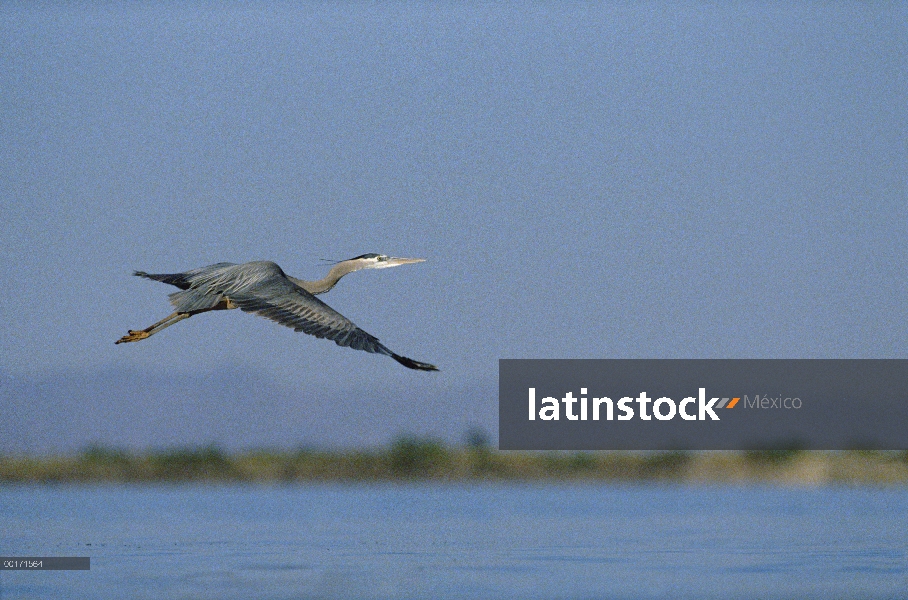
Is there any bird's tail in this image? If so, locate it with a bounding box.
[389,352,439,371]
[133,271,192,290]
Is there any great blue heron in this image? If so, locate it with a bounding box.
[115,254,438,371]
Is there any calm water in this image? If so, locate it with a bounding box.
[1,483,906,599]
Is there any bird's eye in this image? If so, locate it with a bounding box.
[378,255,388,261]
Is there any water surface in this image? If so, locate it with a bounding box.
[1,484,905,599]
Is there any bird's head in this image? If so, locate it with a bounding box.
[345,253,426,270]
[303,253,428,295]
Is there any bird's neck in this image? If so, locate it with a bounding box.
[289,262,361,295]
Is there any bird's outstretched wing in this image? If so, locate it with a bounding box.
[233,276,438,371]
[232,264,438,371]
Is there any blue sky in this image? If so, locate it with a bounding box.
[1,3,905,452]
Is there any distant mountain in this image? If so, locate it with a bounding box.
[0,366,495,454]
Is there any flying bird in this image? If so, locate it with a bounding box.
[115,254,438,371]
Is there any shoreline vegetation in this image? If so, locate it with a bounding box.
[2,437,908,484]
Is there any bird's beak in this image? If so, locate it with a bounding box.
[385,257,426,267]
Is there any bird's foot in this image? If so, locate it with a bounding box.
[115,330,150,344]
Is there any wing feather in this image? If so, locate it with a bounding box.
[228,271,394,356]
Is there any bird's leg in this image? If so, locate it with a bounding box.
[115,312,191,344]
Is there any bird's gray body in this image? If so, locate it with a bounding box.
[120,256,438,371]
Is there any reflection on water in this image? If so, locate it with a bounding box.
[1,484,906,599]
